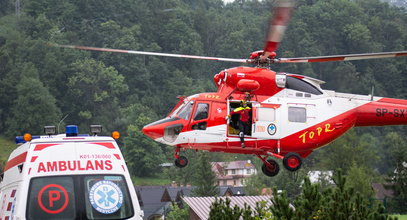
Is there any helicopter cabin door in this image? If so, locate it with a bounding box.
[251,104,281,139]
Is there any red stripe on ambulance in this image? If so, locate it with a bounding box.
[34,144,59,151]
[90,142,116,149]
[4,152,27,172]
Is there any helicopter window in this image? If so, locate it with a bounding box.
[286,76,322,95]
[257,108,275,121]
[177,101,194,120]
[288,107,306,123]
[194,103,209,121]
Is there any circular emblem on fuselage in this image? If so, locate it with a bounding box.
[267,123,277,135]
[89,180,123,214]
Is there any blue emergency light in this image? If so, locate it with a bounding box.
[15,136,40,144]
[66,125,78,137]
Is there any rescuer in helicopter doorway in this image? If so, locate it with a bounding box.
[229,100,252,148]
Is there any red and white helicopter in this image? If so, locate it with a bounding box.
[54,0,407,177]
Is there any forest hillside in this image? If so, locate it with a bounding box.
[0,0,406,197]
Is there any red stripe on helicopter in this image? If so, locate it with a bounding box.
[4,152,27,172]
[308,57,345,62]
[395,52,407,57]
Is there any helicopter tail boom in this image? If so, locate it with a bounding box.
[355,98,407,126]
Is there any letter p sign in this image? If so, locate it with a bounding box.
[48,190,61,207]
[38,184,69,214]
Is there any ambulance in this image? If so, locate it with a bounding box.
[0,125,143,220]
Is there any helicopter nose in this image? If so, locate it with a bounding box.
[142,124,163,140]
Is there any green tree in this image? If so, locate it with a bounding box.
[384,132,407,213]
[209,198,243,220]
[167,203,189,220]
[64,58,128,131]
[314,130,379,174]
[122,124,164,177]
[191,151,218,196]
[5,63,61,135]
[346,162,375,199]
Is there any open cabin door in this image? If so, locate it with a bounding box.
[251,103,281,139]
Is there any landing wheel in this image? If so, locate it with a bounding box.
[175,156,188,168]
[283,152,302,172]
[261,159,280,177]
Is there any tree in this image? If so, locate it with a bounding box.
[191,151,218,197]
[346,162,375,199]
[167,203,189,220]
[210,172,391,219]
[314,130,379,174]
[64,58,128,131]
[121,104,164,177]
[5,63,61,135]
[383,132,407,213]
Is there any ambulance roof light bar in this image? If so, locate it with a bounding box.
[66,125,78,137]
[90,125,102,136]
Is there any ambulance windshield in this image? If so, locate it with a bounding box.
[27,175,134,220]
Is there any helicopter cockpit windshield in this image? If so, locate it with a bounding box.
[163,100,194,143]
[177,101,194,120]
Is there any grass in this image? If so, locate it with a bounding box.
[391,215,407,220]
[132,176,171,186]
[0,136,16,169]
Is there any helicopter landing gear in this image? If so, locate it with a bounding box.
[174,147,188,168]
[261,159,280,177]
[282,152,302,172]
[175,156,188,168]
[257,155,281,177]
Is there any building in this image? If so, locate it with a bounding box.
[136,185,246,219]
[183,196,273,220]
[211,160,257,186]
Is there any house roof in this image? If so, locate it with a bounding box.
[135,186,169,219]
[137,185,248,218]
[183,196,272,220]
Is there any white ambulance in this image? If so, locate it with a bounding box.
[0,125,143,220]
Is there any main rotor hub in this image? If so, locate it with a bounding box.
[248,50,277,68]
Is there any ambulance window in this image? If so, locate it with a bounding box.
[27,176,76,220]
[194,103,209,120]
[84,175,134,219]
[288,107,307,123]
[177,101,194,120]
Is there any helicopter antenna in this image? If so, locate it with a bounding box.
[371,85,375,101]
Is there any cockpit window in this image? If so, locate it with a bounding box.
[177,101,194,120]
[194,103,209,120]
[169,102,186,118]
[286,76,322,95]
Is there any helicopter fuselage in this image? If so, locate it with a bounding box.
[142,66,407,175]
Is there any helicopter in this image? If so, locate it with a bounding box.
[53,0,407,177]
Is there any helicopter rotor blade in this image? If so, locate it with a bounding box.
[51,44,249,63]
[275,51,407,63]
[262,0,295,60]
